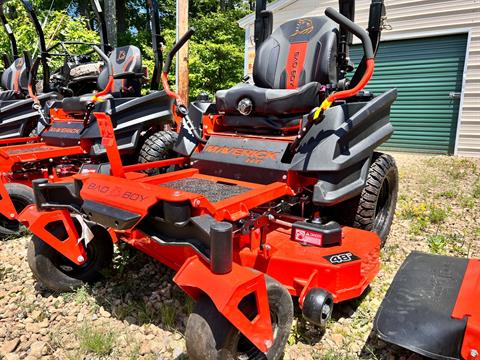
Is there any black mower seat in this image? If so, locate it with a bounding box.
[0,57,28,101]
[216,82,322,116]
[216,16,337,122]
[58,46,143,115]
[97,45,143,98]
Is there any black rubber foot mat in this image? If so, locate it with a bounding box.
[161,178,250,203]
[374,251,468,360]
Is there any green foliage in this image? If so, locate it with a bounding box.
[427,234,447,254]
[78,324,115,356]
[0,2,99,72]
[1,0,249,98]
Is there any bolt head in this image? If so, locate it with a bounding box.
[282,175,287,180]
[471,349,478,358]
[77,256,85,263]
[10,213,15,218]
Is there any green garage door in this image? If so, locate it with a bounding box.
[351,34,467,154]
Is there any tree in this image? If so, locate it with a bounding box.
[1,0,251,99]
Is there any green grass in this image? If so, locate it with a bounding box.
[78,325,115,356]
[314,349,356,360]
[473,181,480,199]
[427,235,447,254]
[427,204,448,224]
[160,303,177,329]
[63,286,89,305]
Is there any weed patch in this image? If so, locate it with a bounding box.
[77,324,115,356]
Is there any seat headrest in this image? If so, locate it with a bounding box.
[253,16,338,89]
[97,45,142,98]
[1,57,28,94]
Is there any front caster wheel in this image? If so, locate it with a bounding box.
[302,288,334,329]
[0,183,34,239]
[185,275,293,360]
[27,227,113,292]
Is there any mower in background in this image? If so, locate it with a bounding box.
[0,0,176,237]
[0,0,110,141]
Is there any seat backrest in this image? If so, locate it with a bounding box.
[97,45,142,98]
[1,57,28,94]
[253,16,338,90]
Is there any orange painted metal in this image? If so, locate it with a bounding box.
[0,136,39,146]
[452,259,480,360]
[174,256,274,353]
[94,112,125,177]
[0,142,84,172]
[0,177,18,219]
[19,206,87,265]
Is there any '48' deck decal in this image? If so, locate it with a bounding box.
[324,252,360,265]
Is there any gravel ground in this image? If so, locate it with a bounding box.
[1,152,479,360]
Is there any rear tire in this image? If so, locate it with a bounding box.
[185,275,293,360]
[27,227,113,292]
[0,183,34,239]
[353,152,398,246]
[138,130,178,175]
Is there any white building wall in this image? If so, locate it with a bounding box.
[239,0,480,156]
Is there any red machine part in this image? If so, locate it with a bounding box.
[94,112,125,177]
[0,177,18,219]
[452,259,480,360]
[237,225,380,304]
[174,256,274,353]
[19,206,87,265]
[0,136,40,146]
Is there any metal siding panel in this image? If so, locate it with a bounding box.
[351,35,468,154]
[240,0,480,155]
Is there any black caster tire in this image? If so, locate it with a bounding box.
[353,152,399,246]
[185,275,293,360]
[0,183,34,239]
[27,226,113,292]
[138,130,178,175]
[302,288,334,329]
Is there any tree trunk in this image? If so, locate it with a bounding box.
[104,0,117,46]
[116,0,127,38]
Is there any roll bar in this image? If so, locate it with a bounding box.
[254,0,272,50]
[338,0,355,76]
[19,0,50,92]
[0,0,19,62]
[90,0,109,53]
[349,0,385,88]
[147,0,163,90]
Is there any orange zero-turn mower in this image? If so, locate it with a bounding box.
[375,251,480,360]
[19,1,398,359]
[0,0,177,238]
